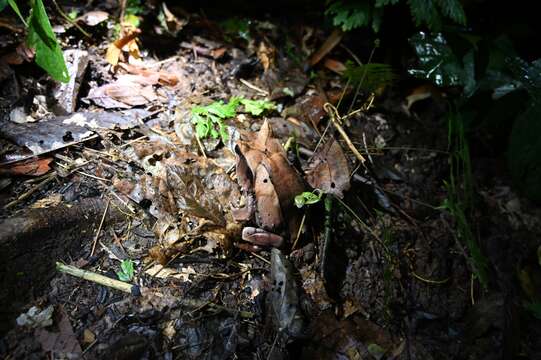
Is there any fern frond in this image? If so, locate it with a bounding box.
[326,1,371,31]
[343,62,396,93]
[375,0,400,7]
[436,0,466,25]
[408,0,442,30]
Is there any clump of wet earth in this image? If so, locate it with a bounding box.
[1,2,541,359]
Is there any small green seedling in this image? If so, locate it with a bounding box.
[116,259,135,282]
[240,98,276,116]
[191,97,275,143]
[295,189,323,208]
[191,97,241,143]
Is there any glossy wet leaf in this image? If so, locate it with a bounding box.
[409,32,472,91]
[27,0,69,82]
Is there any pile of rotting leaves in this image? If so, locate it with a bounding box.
[2,2,541,360]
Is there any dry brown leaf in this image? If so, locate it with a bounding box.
[86,81,157,108]
[257,41,275,72]
[308,28,343,67]
[323,58,346,74]
[105,29,141,66]
[119,63,179,86]
[304,138,350,198]
[0,157,52,176]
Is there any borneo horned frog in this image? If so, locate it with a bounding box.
[232,120,304,250]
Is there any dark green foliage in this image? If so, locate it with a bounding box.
[326,1,372,31]
[343,62,396,93]
[27,0,69,83]
[326,0,466,33]
[375,0,399,6]
[441,111,489,288]
[408,0,466,30]
[508,103,541,202]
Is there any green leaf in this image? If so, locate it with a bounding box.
[191,97,271,143]
[240,98,276,116]
[0,0,8,12]
[295,190,323,208]
[408,32,469,88]
[7,0,27,26]
[26,0,69,83]
[116,259,135,282]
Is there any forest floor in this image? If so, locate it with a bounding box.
[1,2,541,359]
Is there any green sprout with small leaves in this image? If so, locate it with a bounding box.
[295,189,323,208]
[191,97,275,143]
[116,259,135,282]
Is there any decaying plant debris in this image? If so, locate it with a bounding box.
[1,1,541,359]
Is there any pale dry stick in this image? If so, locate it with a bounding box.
[239,78,269,96]
[410,271,450,285]
[3,173,56,209]
[195,135,208,159]
[324,103,366,164]
[76,170,111,182]
[291,213,307,250]
[103,184,137,214]
[362,133,375,166]
[90,199,110,256]
[119,0,127,22]
[57,262,134,293]
[251,251,271,265]
[119,135,149,148]
[147,56,179,68]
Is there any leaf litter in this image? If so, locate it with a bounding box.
[1,2,539,360]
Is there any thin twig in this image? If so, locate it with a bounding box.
[239,78,269,96]
[195,135,208,158]
[51,0,91,38]
[292,213,306,250]
[324,103,366,164]
[410,271,449,285]
[3,173,56,209]
[251,251,271,265]
[57,262,134,293]
[90,199,110,256]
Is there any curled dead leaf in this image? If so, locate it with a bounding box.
[304,139,350,198]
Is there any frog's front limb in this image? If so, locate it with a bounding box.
[242,227,284,247]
